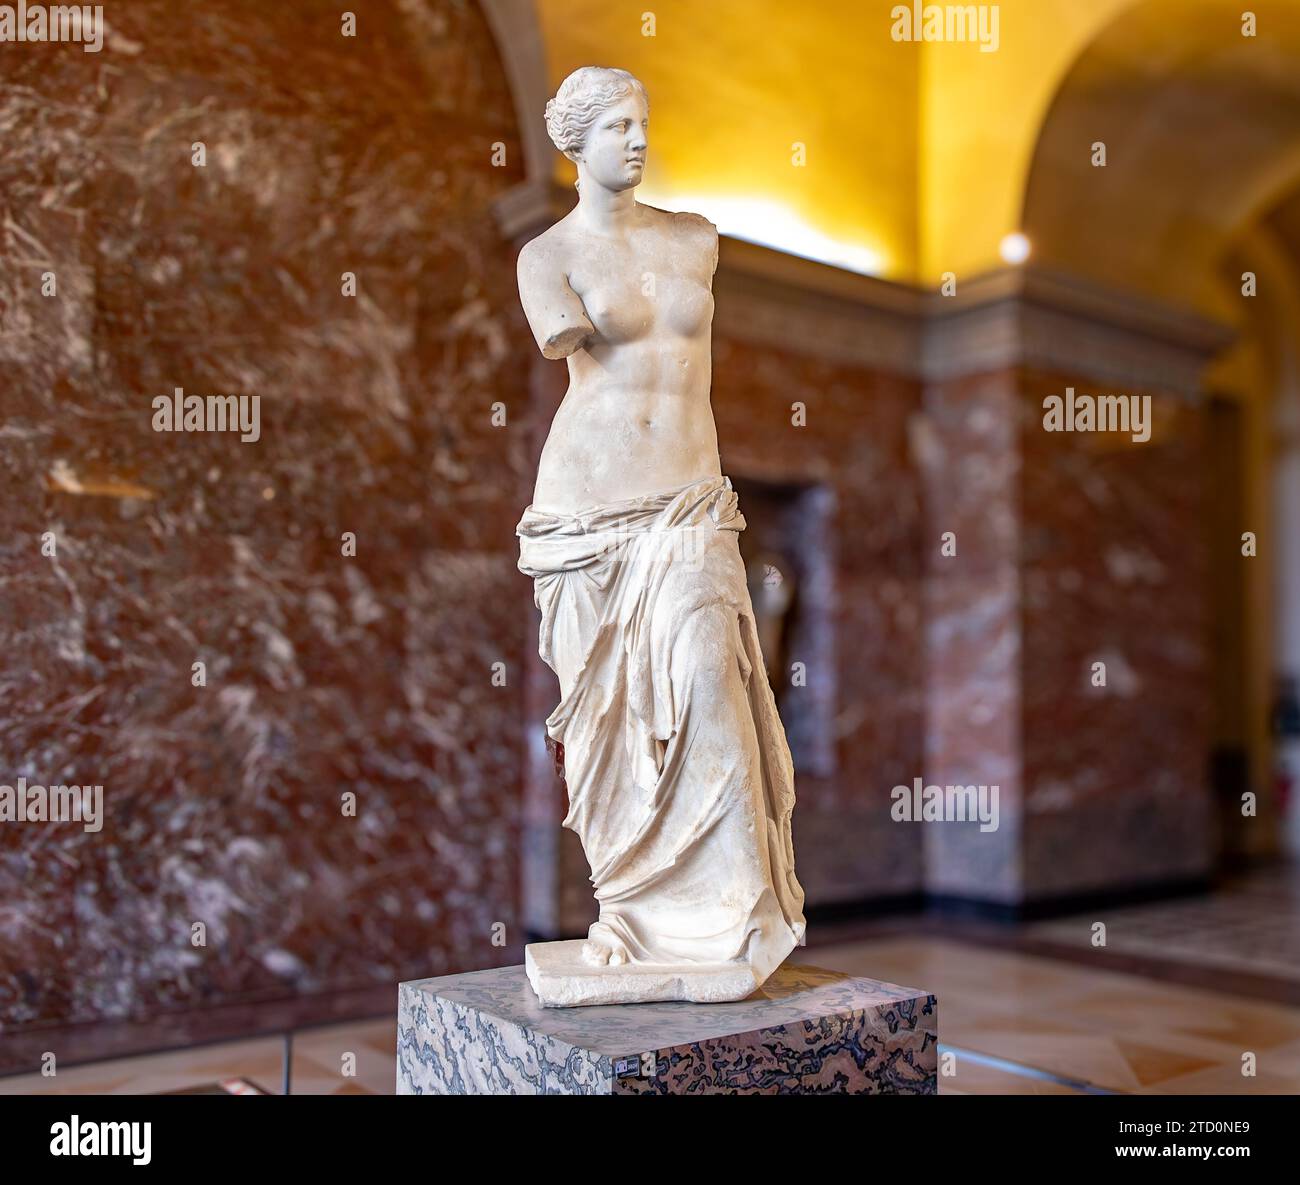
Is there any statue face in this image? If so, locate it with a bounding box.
[578,92,647,192]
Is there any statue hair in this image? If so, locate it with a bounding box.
[544,66,649,161]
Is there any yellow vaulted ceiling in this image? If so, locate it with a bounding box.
[532,0,1137,284]
[533,0,922,277]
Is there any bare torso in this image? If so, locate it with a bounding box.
[518,203,722,514]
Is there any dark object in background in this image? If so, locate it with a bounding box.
[1209,745,1251,867]
[1273,676,1300,737]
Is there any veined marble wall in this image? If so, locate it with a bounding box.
[0,0,533,1029]
[922,369,1025,903]
[923,363,1213,905]
[1018,367,1212,898]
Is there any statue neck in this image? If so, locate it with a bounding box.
[575,181,638,235]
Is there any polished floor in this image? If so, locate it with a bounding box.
[1026,864,1300,988]
[5,932,1298,1095]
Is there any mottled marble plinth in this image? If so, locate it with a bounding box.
[398,962,938,1094]
[525,940,759,1006]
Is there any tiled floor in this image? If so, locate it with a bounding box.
[1026,865,1300,987]
[5,933,1299,1095]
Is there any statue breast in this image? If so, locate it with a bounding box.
[577,269,713,344]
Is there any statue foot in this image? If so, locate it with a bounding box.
[581,934,628,967]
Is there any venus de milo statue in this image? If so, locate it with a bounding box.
[515,66,807,1007]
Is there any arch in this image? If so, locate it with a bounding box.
[1020,0,1300,321]
[477,0,556,236]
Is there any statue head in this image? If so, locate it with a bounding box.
[545,66,649,193]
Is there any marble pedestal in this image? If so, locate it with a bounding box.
[397,962,938,1095]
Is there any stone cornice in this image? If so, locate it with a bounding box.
[493,176,565,243]
[921,266,1235,393]
[716,238,1235,395]
[710,235,924,375]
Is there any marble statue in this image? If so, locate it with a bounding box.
[516,66,806,1007]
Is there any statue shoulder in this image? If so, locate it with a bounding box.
[517,222,575,286]
[668,209,717,245]
[671,209,717,234]
[638,203,716,243]
[667,209,719,274]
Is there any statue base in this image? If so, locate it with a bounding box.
[525,939,760,1006]
[398,961,938,1095]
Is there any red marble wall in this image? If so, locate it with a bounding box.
[921,369,1025,902]
[0,0,533,1030]
[1018,367,1212,897]
[922,364,1213,905]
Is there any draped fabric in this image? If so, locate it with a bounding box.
[517,475,806,983]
